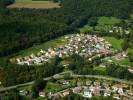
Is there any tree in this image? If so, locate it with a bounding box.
[128,53,133,62]
[121,40,128,51]
[2,89,20,100]
[31,78,47,98]
[89,17,98,27]
[53,0,59,3]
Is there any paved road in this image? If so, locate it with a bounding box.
[0,71,69,92]
[0,71,133,92]
[71,74,133,85]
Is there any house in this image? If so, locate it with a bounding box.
[121,84,128,88]
[128,69,133,74]
[58,80,69,85]
[123,96,130,100]
[121,52,128,57]
[125,30,130,34]
[62,90,70,97]
[62,80,69,85]
[19,89,29,96]
[73,86,82,93]
[109,30,113,33]
[47,92,53,98]
[94,81,100,86]
[113,94,120,100]
[77,81,84,86]
[112,85,118,92]
[94,89,100,96]
[127,89,133,96]
[118,88,124,95]
[39,92,46,97]
[52,93,61,99]
[65,36,69,39]
[16,58,21,63]
[104,90,111,97]
[86,80,92,86]
[83,90,92,98]
[89,85,95,93]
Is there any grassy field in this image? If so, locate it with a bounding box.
[7,0,60,9]
[9,36,68,62]
[112,58,131,66]
[80,24,93,32]
[94,67,106,72]
[103,36,123,50]
[80,17,121,32]
[103,36,132,66]
[127,48,133,54]
[10,35,68,61]
[98,17,121,25]
[44,82,64,93]
[16,0,32,2]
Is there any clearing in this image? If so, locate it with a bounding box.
[7,0,60,9]
[80,17,121,32]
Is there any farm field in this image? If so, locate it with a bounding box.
[7,0,60,9]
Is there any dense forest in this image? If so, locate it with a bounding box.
[0,0,133,56]
[0,0,133,86]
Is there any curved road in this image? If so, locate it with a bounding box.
[0,71,133,92]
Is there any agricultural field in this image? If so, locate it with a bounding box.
[80,17,121,32]
[7,0,60,9]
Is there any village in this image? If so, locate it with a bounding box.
[15,33,113,66]
[19,78,133,100]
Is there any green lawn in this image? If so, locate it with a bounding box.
[44,82,64,93]
[16,0,32,3]
[94,67,106,72]
[103,36,123,50]
[98,17,121,25]
[127,48,133,54]
[80,25,93,33]
[112,58,131,66]
[80,16,121,32]
[8,0,60,9]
